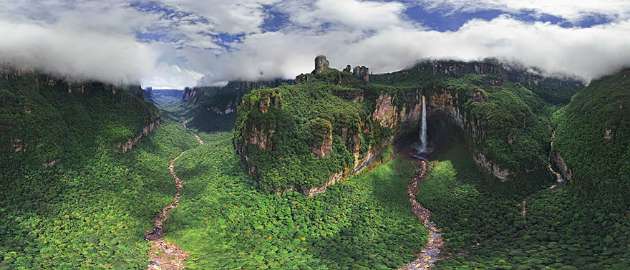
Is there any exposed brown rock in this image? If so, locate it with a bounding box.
[119,119,161,153]
[43,159,60,168]
[304,172,344,197]
[13,138,25,153]
[353,66,370,82]
[551,150,573,182]
[372,94,398,128]
[604,128,613,142]
[313,55,330,74]
[247,126,274,151]
[312,123,333,158]
[473,152,511,181]
[429,91,466,129]
[258,94,281,113]
[401,103,422,123]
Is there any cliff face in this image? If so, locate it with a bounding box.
[235,86,422,195]
[235,57,579,195]
[118,119,161,153]
[184,80,292,132]
[0,66,159,171]
[553,68,630,208]
[373,59,584,104]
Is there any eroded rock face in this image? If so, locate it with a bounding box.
[312,125,333,158]
[247,126,274,151]
[371,93,423,129]
[551,150,573,182]
[473,152,511,182]
[313,55,330,74]
[305,172,343,197]
[258,93,281,113]
[353,66,370,82]
[43,159,60,168]
[119,119,161,153]
[210,104,236,115]
[430,91,465,130]
[400,103,422,124]
[372,95,399,128]
[182,87,197,102]
[604,128,614,142]
[13,138,25,153]
[305,146,380,197]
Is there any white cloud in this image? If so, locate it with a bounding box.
[0,19,158,84]
[198,16,630,84]
[142,63,203,89]
[2,0,630,89]
[157,0,279,34]
[418,0,630,21]
[0,0,211,87]
[284,0,412,30]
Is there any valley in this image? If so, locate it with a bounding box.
[1,57,629,270]
[4,2,630,269]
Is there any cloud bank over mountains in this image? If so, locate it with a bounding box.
[0,0,629,88]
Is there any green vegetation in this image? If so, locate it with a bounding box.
[0,122,198,269]
[555,68,630,209]
[235,60,564,193]
[0,76,158,168]
[235,79,404,192]
[165,133,427,269]
[185,80,292,132]
[444,76,553,180]
[0,72,198,269]
[2,60,612,269]
[418,137,630,269]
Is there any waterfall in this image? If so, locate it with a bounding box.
[419,95,428,154]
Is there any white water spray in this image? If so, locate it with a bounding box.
[419,95,428,154]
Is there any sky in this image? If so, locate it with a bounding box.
[1,0,630,88]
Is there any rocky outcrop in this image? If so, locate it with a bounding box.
[353,66,370,82]
[604,128,614,142]
[313,55,330,74]
[239,93,281,152]
[258,92,281,113]
[42,159,60,168]
[182,87,197,102]
[12,138,25,153]
[210,103,236,115]
[305,146,381,197]
[311,121,333,158]
[304,172,343,197]
[551,150,573,182]
[118,119,161,153]
[372,95,399,128]
[473,152,511,181]
[247,127,274,151]
[429,91,466,130]
[372,93,423,130]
